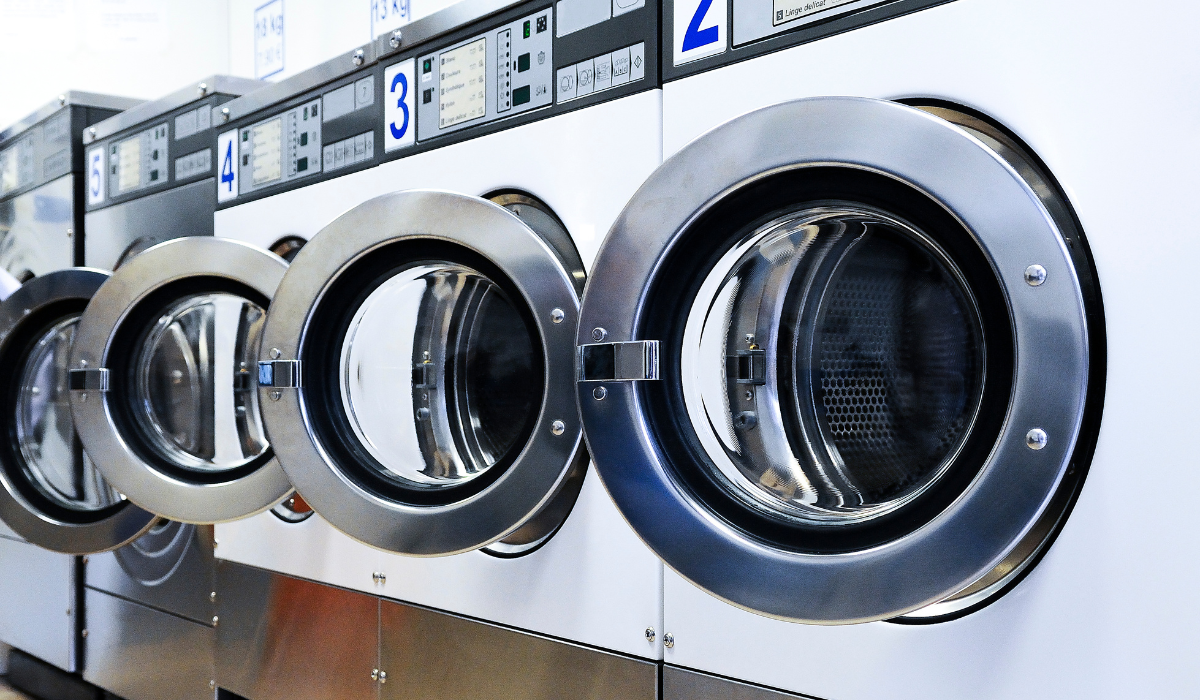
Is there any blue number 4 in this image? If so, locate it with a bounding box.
[682,0,719,51]
[220,141,235,191]
[390,72,410,139]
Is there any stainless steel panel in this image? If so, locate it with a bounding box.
[83,588,215,700]
[216,562,379,700]
[380,599,659,700]
[217,44,378,125]
[1,92,143,143]
[0,175,76,278]
[664,666,821,700]
[0,537,76,672]
[374,0,522,56]
[84,77,264,144]
[81,177,215,270]
[85,523,216,625]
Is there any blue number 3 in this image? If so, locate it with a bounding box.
[390,72,409,139]
[682,0,719,51]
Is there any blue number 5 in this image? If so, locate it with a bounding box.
[390,72,409,139]
[682,0,718,51]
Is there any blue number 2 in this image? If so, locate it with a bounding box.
[682,0,718,51]
[390,72,409,140]
[220,141,235,192]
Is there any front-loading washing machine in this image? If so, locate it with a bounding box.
[207,2,664,698]
[575,0,1200,698]
[70,75,266,700]
[0,91,144,679]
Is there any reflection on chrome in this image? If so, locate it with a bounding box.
[681,206,985,526]
[135,293,269,472]
[17,317,122,510]
[339,262,539,490]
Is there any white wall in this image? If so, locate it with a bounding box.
[0,0,231,129]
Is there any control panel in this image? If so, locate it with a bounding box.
[108,123,169,197]
[416,8,554,140]
[0,111,72,199]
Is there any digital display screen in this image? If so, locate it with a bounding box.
[117,137,141,192]
[252,118,282,185]
[438,37,487,128]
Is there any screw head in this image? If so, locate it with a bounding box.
[663,632,674,648]
[550,308,565,324]
[269,390,282,401]
[197,82,209,95]
[591,327,607,342]
[1026,428,1048,450]
[352,49,366,66]
[551,420,565,435]
[389,29,403,48]
[378,671,387,684]
[210,680,216,689]
[1024,264,1047,287]
[220,107,230,122]
[270,347,282,359]
[645,627,655,642]
[87,126,96,138]
[371,669,379,681]
[592,386,608,401]
[59,95,67,106]
[210,591,217,602]
[81,629,88,638]
[212,616,219,627]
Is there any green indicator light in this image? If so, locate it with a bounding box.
[523,20,531,38]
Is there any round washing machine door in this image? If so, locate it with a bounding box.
[0,270,157,553]
[577,97,1105,623]
[67,237,293,524]
[257,190,587,556]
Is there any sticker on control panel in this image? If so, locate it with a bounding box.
[674,0,727,65]
[87,146,105,206]
[385,59,416,152]
[217,129,239,202]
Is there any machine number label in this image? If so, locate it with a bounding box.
[87,147,105,205]
[217,129,239,202]
[674,0,726,64]
[384,59,416,152]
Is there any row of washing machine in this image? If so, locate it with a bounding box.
[1,0,1196,698]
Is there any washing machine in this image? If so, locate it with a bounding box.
[205,1,664,698]
[0,91,143,677]
[574,0,1200,698]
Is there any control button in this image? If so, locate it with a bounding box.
[576,59,595,96]
[363,132,374,159]
[593,54,613,92]
[323,145,335,170]
[611,47,631,85]
[557,66,577,101]
[333,141,346,169]
[630,42,645,82]
[613,0,645,16]
[355,76,375,109]
[353,134,367,161]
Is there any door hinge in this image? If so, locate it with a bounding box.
[68,367,110,392]
[578,341,660,381]
[257,360,302,388]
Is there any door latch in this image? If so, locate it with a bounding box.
[257,360,302,388]
[578,341,660,381]
[68,367,110,392]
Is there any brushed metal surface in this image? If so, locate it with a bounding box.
[0,175,76,279]
[216,44,377,125]
[82,177,216,271]
[86,523,216,625]
[380,598,659,700]
[373,0,521,55]
[84,77,263,144]
[1,93,143,144]
[0,537,76,672]
[664,666,820,700]
[215,562,379,700]
[82,588,215,700]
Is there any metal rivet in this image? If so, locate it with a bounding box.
[352,49,365,66]
[389,29,403,48]
[209,680,216,690]
[378,671,387,685]
[663,633,674,648]
[592,386,607,401]
[210,591,217,603]
[87,126,96,138]
[80,393,88,402]
[269,390,282,401]
[59,95,67,106]
[82,555,89,564]
[212,616,219,627]
[270,347,282,359]
[213,538,219,549]
[66,228,74,238]
[220,107,230,122]
[1024,264,1047,287]
[81,629,88,638]
[371,669,379,681]
[197,82,209,95]
[1026,428,1048,450]
[372,571,386,584]
[645,627,655,643]
[551,420,565,435]
[591,327,607,341]
[550,308,565,324]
